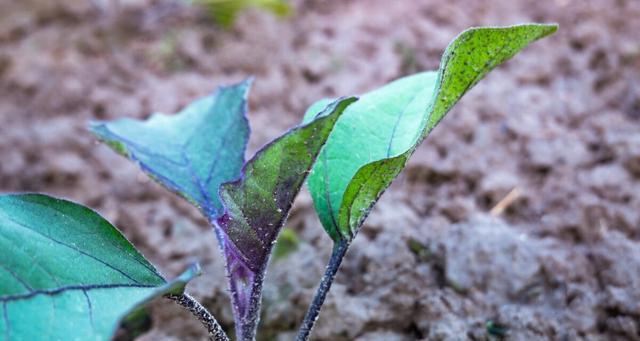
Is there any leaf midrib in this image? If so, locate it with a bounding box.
[10,196,163,282]
[320,153,340,238]
[1,213,144,285]
[0,283,156,303]
[385,90,423,158]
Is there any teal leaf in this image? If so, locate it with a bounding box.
[216,96,357,340]
[90,80,251,221]
[0,194,200,340]
[305,24,558,242]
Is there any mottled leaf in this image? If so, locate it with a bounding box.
[216,96,357,340]
[305,24,558,242]
[90,80,251,221]
[0,194,200,340]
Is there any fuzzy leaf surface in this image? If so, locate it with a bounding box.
[0,194,199,340]
[305,24,558,242]
[219,97,356,270]
[216,96,357,339]
[91,80,251,220]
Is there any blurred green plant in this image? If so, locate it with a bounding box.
[192,0,292,27]
[272,228,301,261]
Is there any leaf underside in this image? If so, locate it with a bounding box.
[305,24,558,242]
[0,194,198,341]
[90,79,251,221]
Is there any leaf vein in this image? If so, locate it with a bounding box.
[181,150,214,212]
[82,289,95,332]
[386,90,422,157]
[321,154,340,238]
[0,283,156,303]
[15,198,165,282]
[2,301,9,341]
[3,215,142,285]
[0,263,32,291]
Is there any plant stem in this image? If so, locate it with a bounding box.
[238,270,265,341]
[213,220,265,341]
[166,293,230,341]
[221,238,266,341]
[296,240,349,341]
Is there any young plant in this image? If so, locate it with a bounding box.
[0,23,556,341]
[90,82,356,340]
[297,23,558,339]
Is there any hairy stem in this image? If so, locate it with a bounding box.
[214,221,265,341]
[225,254,266,341]
[238,271,265,341]
[166,293,229,341]
[296,240,349,341]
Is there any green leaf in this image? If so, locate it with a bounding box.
[219,96,357,272]
[0,194,200,340]
[305,24,558,242]
[90,80,251,221]
[215,96,357,340]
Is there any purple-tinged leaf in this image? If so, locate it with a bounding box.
[216,96,357,340]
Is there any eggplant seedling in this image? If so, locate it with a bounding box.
[0,23,556,341]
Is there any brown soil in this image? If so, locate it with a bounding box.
[1,0,639,340]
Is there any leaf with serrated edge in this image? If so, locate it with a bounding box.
[305,24,558,242]
[90,80,251,221]
[0,194,199,340]
[216,96,357,340]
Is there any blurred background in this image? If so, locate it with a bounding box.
[0,0,639,340]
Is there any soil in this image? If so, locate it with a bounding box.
[1,0,639,340]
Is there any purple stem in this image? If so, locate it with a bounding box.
[225,246,266,341]
[210,217,263,339]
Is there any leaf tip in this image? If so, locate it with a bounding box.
[242,76,255,87]
[166,262,203,295]
[312,95,358,121]
[543,22,559,35]
[88,121,131,157]
[216,77,254,99]
[186,262,203,279]
[528,22,559,39]
[87,120,105,137]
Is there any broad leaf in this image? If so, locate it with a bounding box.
[216,96,357,340]
[305,24,558,242]
[90,80,251,221]
[0,194,199,340]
